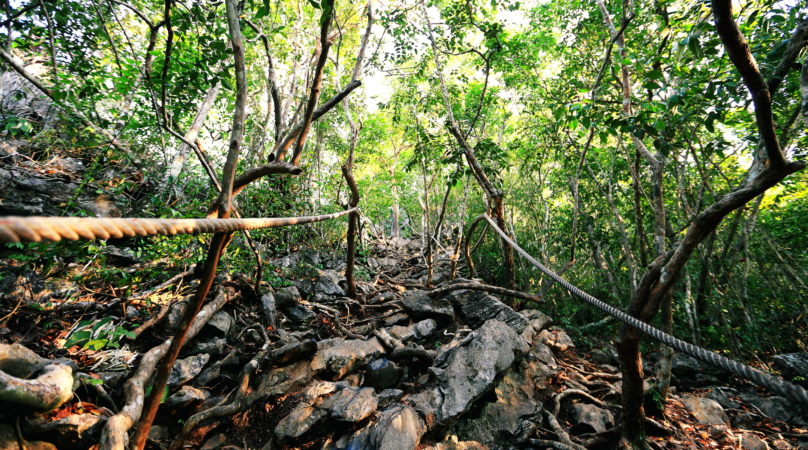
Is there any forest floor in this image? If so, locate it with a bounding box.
[1,234,807,450]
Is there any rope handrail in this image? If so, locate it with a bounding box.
[0,209,356,243]
[481,214,808,406]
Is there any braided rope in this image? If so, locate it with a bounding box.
[0,209,355,243]
[482,214,808,406]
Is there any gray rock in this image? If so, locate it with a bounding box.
[164,385,209,410]
[706,389,741,409]
[125,306,141,320]
[401,290,455,326]
[364,358,402,391]
[184,338,227,357]
[431,320,530,424]
[389,325,414,342]
[283,305,317,325]
[739,395,806,424]
[273,253,301,269]
[412,319,438,339]
[384,312,411,326]
[536,327,575,353]
[314,270,346,296]
[671,354,729,387]
[590,349,614,365]
[205,310,233,337]
[260,292,278,326]
[740,435,769,450]
[772,353,808,385]
[272,340,318,366]
[257,359,315,400]
[444,290,527,333]
[569,403,614,435]
[682,395,729,426]
[311,338,386,380]
[455,344,556,448]
[348,405,426,450]
[22,414,105,450]
[168,354,210,386]
[275,405,327,442]
[275,286,302,308]
[369,291,396,305]
[330,386,378,422]
[96,371,127,390]
[376,389,404,409]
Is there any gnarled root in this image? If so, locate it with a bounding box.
[0,363,74,413]
[97,289,231,450]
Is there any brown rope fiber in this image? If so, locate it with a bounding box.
[0,209,356,243]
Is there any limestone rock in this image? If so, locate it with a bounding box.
[347,405,426,450]
[257,359,314,400]
[431,319,530,424]
[168,354,209,386]
[275,405,327,442]
[443,290,527,333]
[772,353,808,386]
[330,386,378,422]
[401,291,455,326]
[536,327,575,353]
[272,340,318,366]
[22,414,105,450]
[682,395,729,426]
[569,403,614,435]
[205,310,233,337]
[364,358,403,391]
[164,385,209,410]
[310,337,386,380]
[412,319,438,339]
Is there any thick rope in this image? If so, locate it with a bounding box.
[0,209,356,243]
[482,214,808,406]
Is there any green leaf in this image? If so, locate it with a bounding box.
[83,339,108,351]
[64,330,91,348]
[646,70,664,80]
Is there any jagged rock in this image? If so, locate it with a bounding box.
[347,405,426,450]
[428,320,530,425]
[330,386,378,422]
[536,327,575,353]
[295,269,345,297]
[389,325,414,342]
[22,414,105,450]
[412,319,438,339]
[364,358,403,390]
[311,337,386,380]
[682,395,729,426]
[258,359,314,399]
[275,405,327,442]
[376,389,404,409]
[205,310,233,337]
[368,257,398,271]
[569,403,615,435]
[401,290,455,325]
[283,305,317,325]
[738,395,806,425]
[184,337,227,357]
[260,292,278,326]
[740,435,769,450]
[671,354,729,387]
[168,353,210,386]
[166,300,188,332]
[772,353,808,385]
[443,290,527,333]
[455,344,556,448]
[275,286,302,308]
[706,389,741,409]
[164,385,209,410]
[272,253,301,269]
[273,340,318,366]
[96,371,127,390]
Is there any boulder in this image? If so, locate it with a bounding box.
[430,320,530,424]
[163,385,209,410]
[347,405,426,450]
[257,359,314,400]
[455,344,556,447]
[400,290,455,326]
[536,327,575,353]
[183,338,227,357]
[443,290,527,333]
[412,319,438,339]
[283,305,317,325]
[260,292,278,326]
[671,354,729,387]
[682,395,729,426]
[272,340,318,366]
[205,311,233,337]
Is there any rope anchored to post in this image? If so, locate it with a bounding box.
[481,213,808,406]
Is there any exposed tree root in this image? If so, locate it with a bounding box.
[0,363,74,413]
[97,289,231,450]
[427,282,543,303]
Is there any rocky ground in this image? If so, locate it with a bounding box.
[1,235,808,450]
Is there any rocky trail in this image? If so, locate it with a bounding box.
[1,237,807,450]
